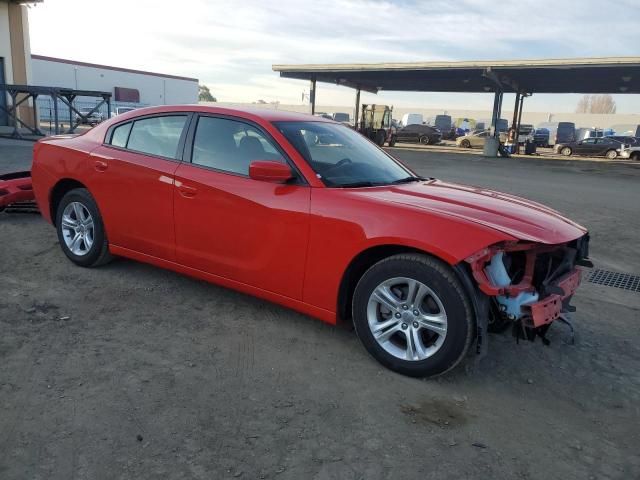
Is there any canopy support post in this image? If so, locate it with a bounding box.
[309,77,316,115]
[354,87,361,128]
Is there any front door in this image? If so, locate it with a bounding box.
[173,114,310,300]
[574,138,596,154]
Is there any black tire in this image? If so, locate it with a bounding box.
[375,130,386,147]
[352,254,475,377]
[55,188,112,267]
[460,139,471,148]
[560,146,572,156]
[632,152,640,161]
[419,135,430,145]
[388,135,397,147]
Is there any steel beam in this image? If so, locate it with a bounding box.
[309,77,316,115]
[354,87,361,129]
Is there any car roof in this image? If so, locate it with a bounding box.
[116,104,334,123]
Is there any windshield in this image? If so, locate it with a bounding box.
[275,121,416,187]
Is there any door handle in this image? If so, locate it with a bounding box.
[94,160,108,172]
[177,184,197,198]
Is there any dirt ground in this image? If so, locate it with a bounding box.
[1,145,639,479]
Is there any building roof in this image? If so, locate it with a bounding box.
[31,55,199,83]
[273,57,640,94]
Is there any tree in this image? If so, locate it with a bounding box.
[198,84,216,102]
[575,94,616,114]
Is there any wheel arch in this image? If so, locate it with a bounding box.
[49,178,88,226]
[337,244,451,323]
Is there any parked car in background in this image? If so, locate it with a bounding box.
[31,105,590,378]
[619,145,640,161]
[607,135,639,146]
[331,112,350,123]
[556,137,625,158]
[75,107,104,126]
[456,130,506,148]
[110,106,137,118]
[401,113,423,126]
[395,124,442,145]
[533,128,550,147]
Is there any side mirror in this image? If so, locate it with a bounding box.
[249,160,293,183]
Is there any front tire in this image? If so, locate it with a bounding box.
[605,149,618,159]
[55,188,112,267]
[352,254,474,377]
[561,147,572,156]
[460,139,471,148]
[419,135,430,145]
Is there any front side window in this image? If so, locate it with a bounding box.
[191,116,284,175]
[126,115,187,158]
[276,121,414,187]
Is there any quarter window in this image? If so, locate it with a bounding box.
[126,115,187,159]
[191,116,285,175]
[110,122,132,148]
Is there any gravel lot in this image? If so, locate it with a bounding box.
[1,141,639,479]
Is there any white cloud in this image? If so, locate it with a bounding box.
[27,0,640,111]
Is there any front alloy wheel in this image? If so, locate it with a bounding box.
[367,277,447,361]
[352,254,474,377]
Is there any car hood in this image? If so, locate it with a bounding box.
[358,179,587,244]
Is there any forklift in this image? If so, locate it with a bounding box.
[358,104,396,147]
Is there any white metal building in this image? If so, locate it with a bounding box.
[31,55,198,106]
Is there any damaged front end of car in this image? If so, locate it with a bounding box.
[465,234,592,346]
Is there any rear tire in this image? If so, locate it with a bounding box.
[460,139,471,148]
[388,136,397,147]
[352,254,475,377]
[561,147,572,156]
[55,188,112,267]
[605,149,618,159]
[419,135,430,145]
[375,130,386,147]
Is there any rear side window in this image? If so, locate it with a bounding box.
[110,122,132,148]
[126,115,187,159]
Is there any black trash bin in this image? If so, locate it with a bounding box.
[524,140,536,155]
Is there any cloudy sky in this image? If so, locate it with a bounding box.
[28,0,640,112]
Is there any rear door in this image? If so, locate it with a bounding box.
[172,114,311,299]
[89,113,190,260]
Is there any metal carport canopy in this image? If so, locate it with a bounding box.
[273,57,640,94]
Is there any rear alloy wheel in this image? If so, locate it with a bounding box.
[561,147,572,156]
[352,254,474,377]
[56,188,112,267]
[605,149,618,159]
[460,139,471,148]
[419,135,431,145]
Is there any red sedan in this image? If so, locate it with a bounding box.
[31,106,590,377]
